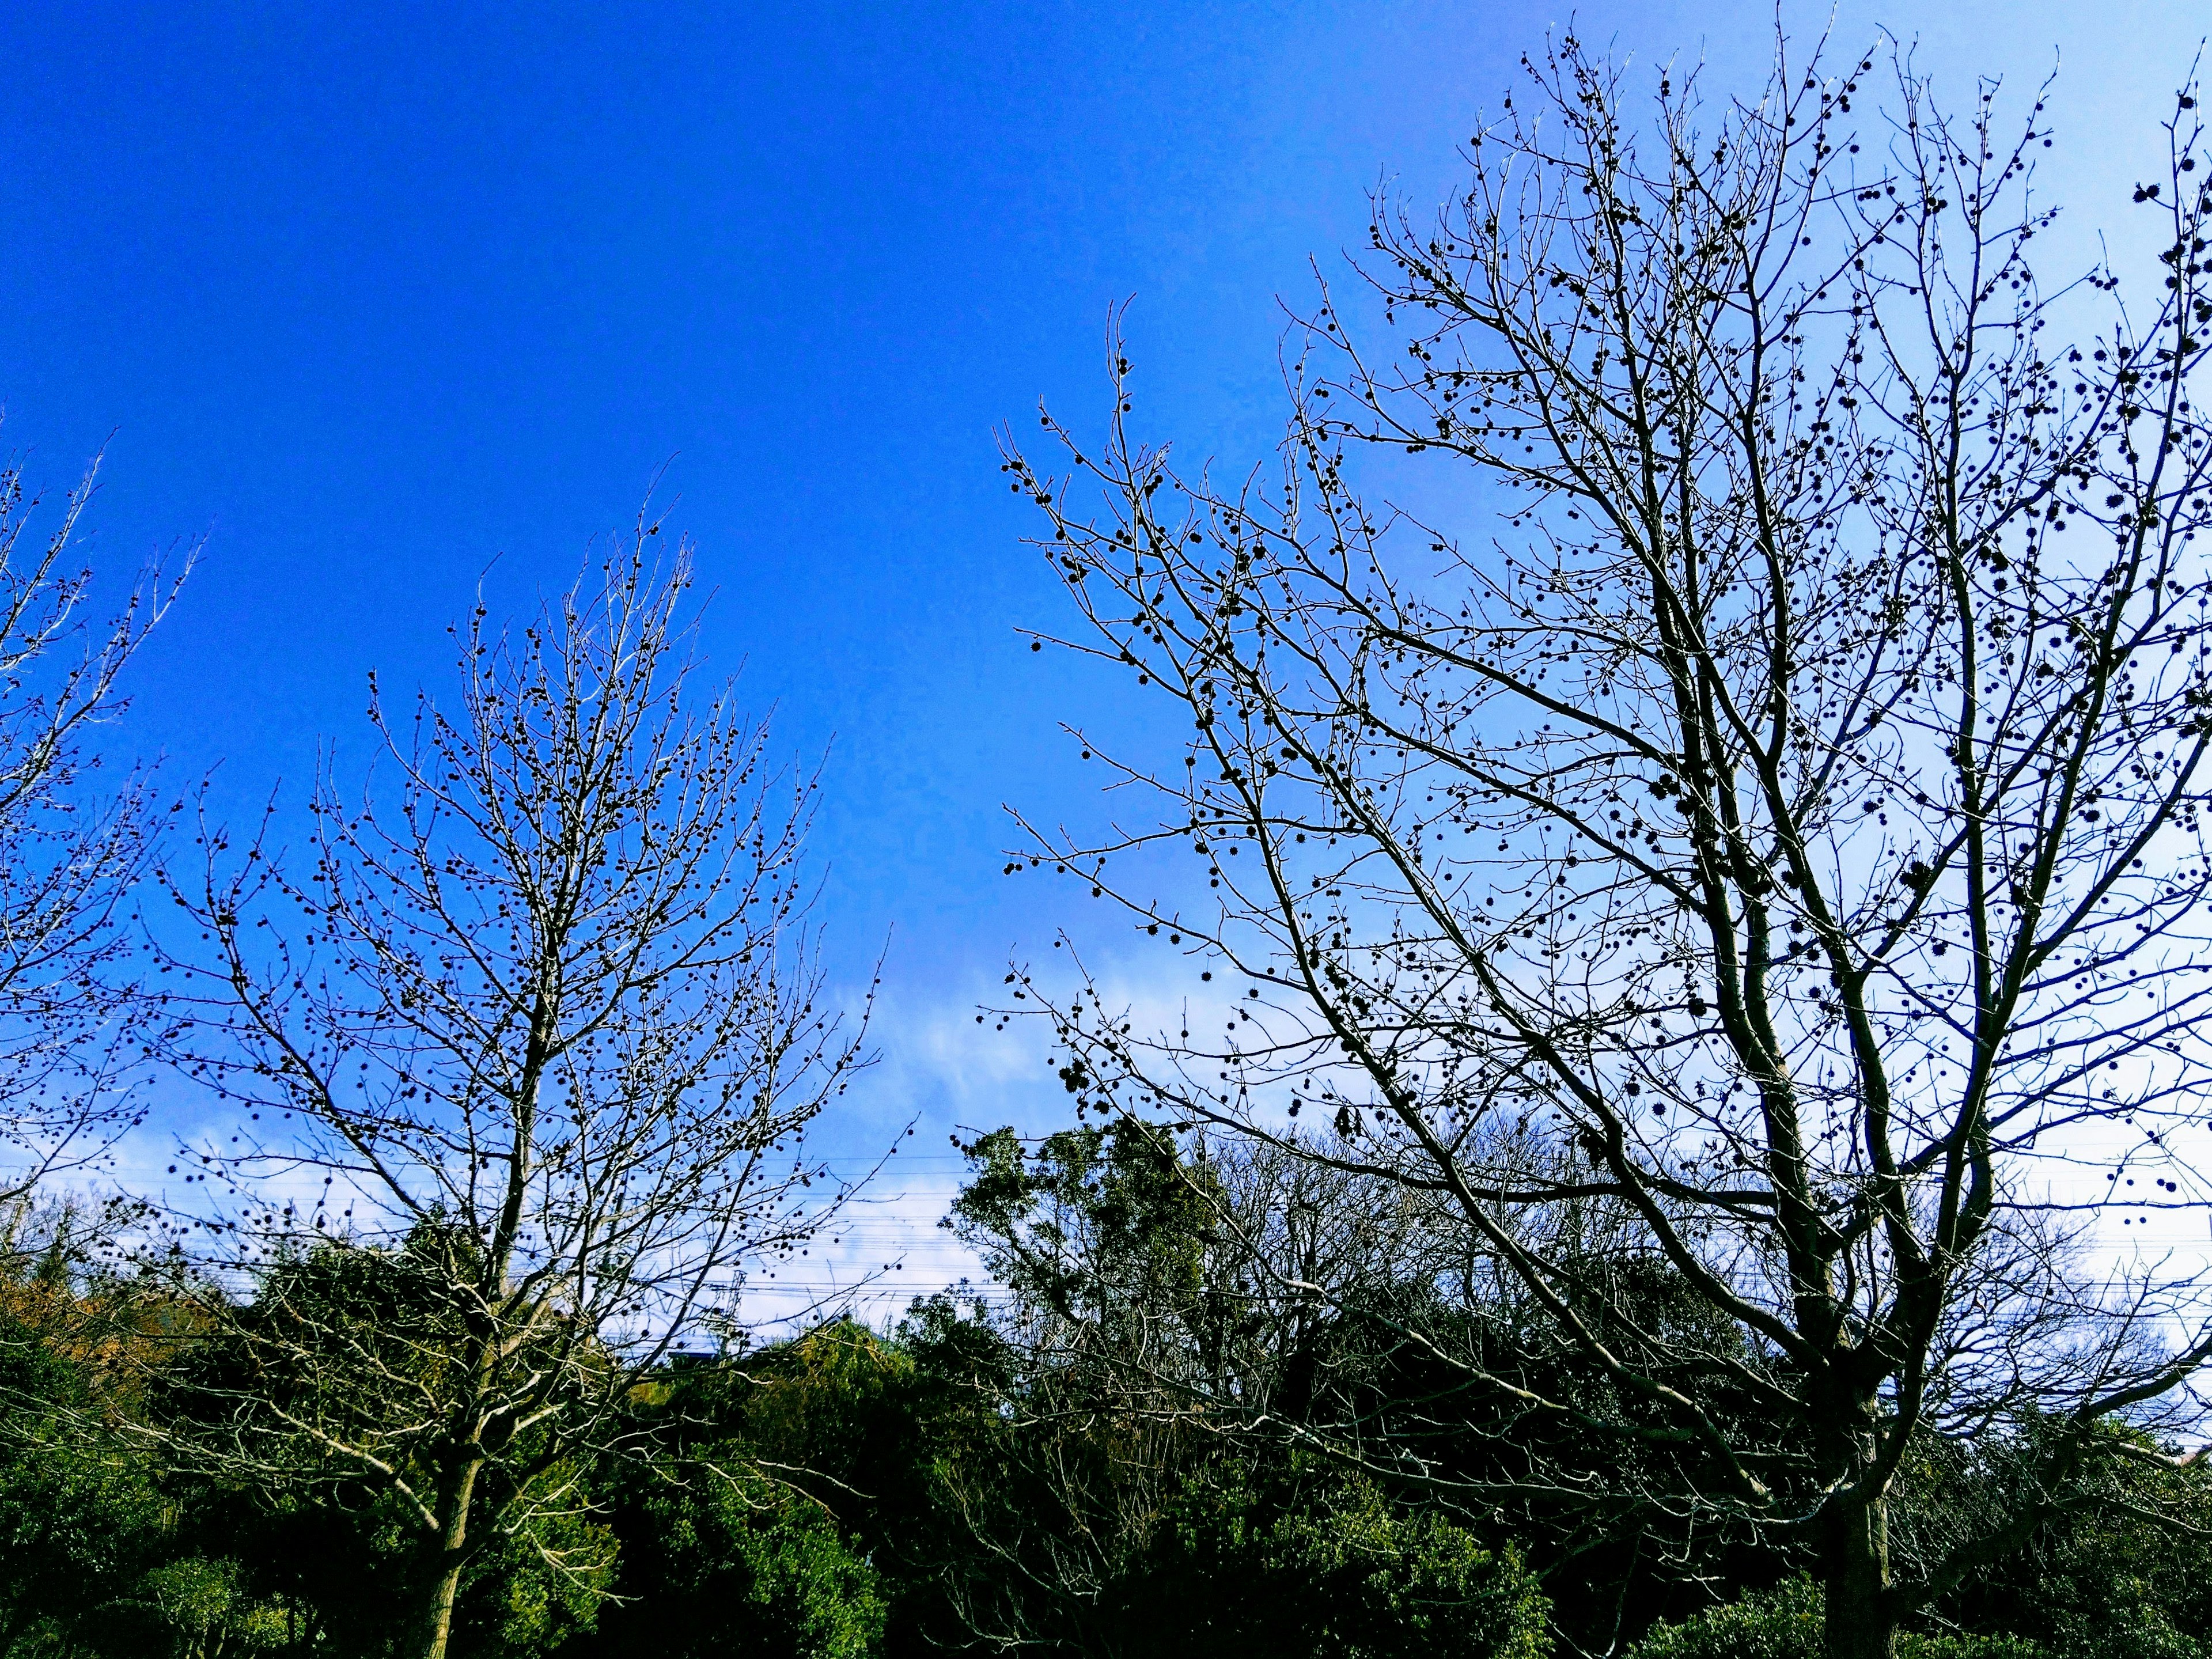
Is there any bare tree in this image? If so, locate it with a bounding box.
[1002,30,2212,1659]
[0,433,185,1210]
[151,521,874,1659]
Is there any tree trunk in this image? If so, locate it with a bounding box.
[1824,1486,1897,1659]
[416,1456,483,1659]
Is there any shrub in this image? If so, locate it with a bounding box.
[1626,1579,2046,1659]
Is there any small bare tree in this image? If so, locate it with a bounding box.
[153,521,873,1659]
[0,433,185,1210]
[1003,31,2212,1659]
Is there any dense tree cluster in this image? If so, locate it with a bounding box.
[2,1126,2209,1656]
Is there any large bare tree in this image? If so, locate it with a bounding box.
[1002,32,2212,1659]
[153,524,873,1659]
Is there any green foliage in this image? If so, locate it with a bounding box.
[1626,1580,2046,1659]
[0,1316,305,1657]
[591,1315,982,1657]
[1152,1474,1552,1659]
[75,1556,291,1658]
[0,1415,165,1645]
[1624,1578,1824,1659]
[949,1120,1214,1328]
[584,1467,885,1659]
[448,1482,613,1659]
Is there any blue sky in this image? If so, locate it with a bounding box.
[3,0,2206,1297]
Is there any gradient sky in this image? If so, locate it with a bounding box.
[3,0,2206,1304]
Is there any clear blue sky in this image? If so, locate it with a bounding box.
[2,2,2203,1257]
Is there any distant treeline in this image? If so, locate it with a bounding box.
[4,1121,2208,1657]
